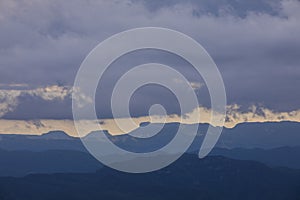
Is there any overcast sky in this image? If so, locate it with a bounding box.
[0,0,299,121]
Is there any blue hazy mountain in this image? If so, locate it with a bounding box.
[1,121,300,152]
[1,145,300,177]
[0,149,102,177]
[103,121,300,153]
[209,146,300,169]
[1,121,300,177]
[0,131,85,152]
[0,154,299,200]
[39,131,74,140]
[217,121,300,149]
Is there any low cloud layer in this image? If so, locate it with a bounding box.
[0,104,299,136]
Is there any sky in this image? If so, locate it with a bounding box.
[0,0,299,135]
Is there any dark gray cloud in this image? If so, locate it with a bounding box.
[0,0,299,119]
[133,0,282,17]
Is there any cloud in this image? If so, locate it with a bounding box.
[224,104,300,126]
[27,85,72,101]
[0,85,73,118]
[173,78,203,90]
[0,83,29,88]
[189,82,203,90]
[0,90,20,117]
[0,0,299,119]
[0,104,300,136]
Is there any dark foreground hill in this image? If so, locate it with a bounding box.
[0,155,299,200]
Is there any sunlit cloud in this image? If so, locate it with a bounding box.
[0,105,299,137]
[0,90,20,117]
[0,85,92,117]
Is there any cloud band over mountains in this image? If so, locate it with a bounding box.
[0,96,300,136]
[0,0,299,134]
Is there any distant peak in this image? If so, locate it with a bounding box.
[83,130,110,139]
[41,131,71,139]
[139,122,150,127]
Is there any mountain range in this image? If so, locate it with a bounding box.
[0,154,299,200]
[0,121,300,177]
